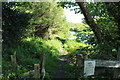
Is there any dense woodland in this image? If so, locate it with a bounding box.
[2,1,120,80]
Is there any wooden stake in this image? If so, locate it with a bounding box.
[11,55,18,78]
[75,53,84,79]
[40,54,45,80]
[34,64,40,80]
[11,55,17,64]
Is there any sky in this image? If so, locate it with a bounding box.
[63,7,84,23]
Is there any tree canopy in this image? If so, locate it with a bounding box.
[2,1,120,79]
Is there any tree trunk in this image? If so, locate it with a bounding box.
[76,2,102,43]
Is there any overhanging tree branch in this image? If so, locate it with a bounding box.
[76,2,102,43]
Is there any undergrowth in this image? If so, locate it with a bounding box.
[2,37,62,79]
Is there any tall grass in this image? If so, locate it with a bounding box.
[2,37,63,79]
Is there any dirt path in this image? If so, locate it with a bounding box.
[55,47,68,79]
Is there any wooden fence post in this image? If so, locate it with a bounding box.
[11,55,17,66]
[75,53,78,79]
[11,55,18,77]
[40,54,45,80]
[114,47,120,78]
[23,54,46,79]
[34,64,40,80]
[76,52,88,80]
[75,53,84,80]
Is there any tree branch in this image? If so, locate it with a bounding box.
[76,2,102,43]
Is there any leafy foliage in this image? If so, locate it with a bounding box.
[2,2,68,45]
[2,1,120,79]
[2,37,62,79]
[60,2,120,59]
[2,2,31,45]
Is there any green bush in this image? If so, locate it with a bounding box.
[2,37,63,79]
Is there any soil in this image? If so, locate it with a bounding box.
[55,47,68,79]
